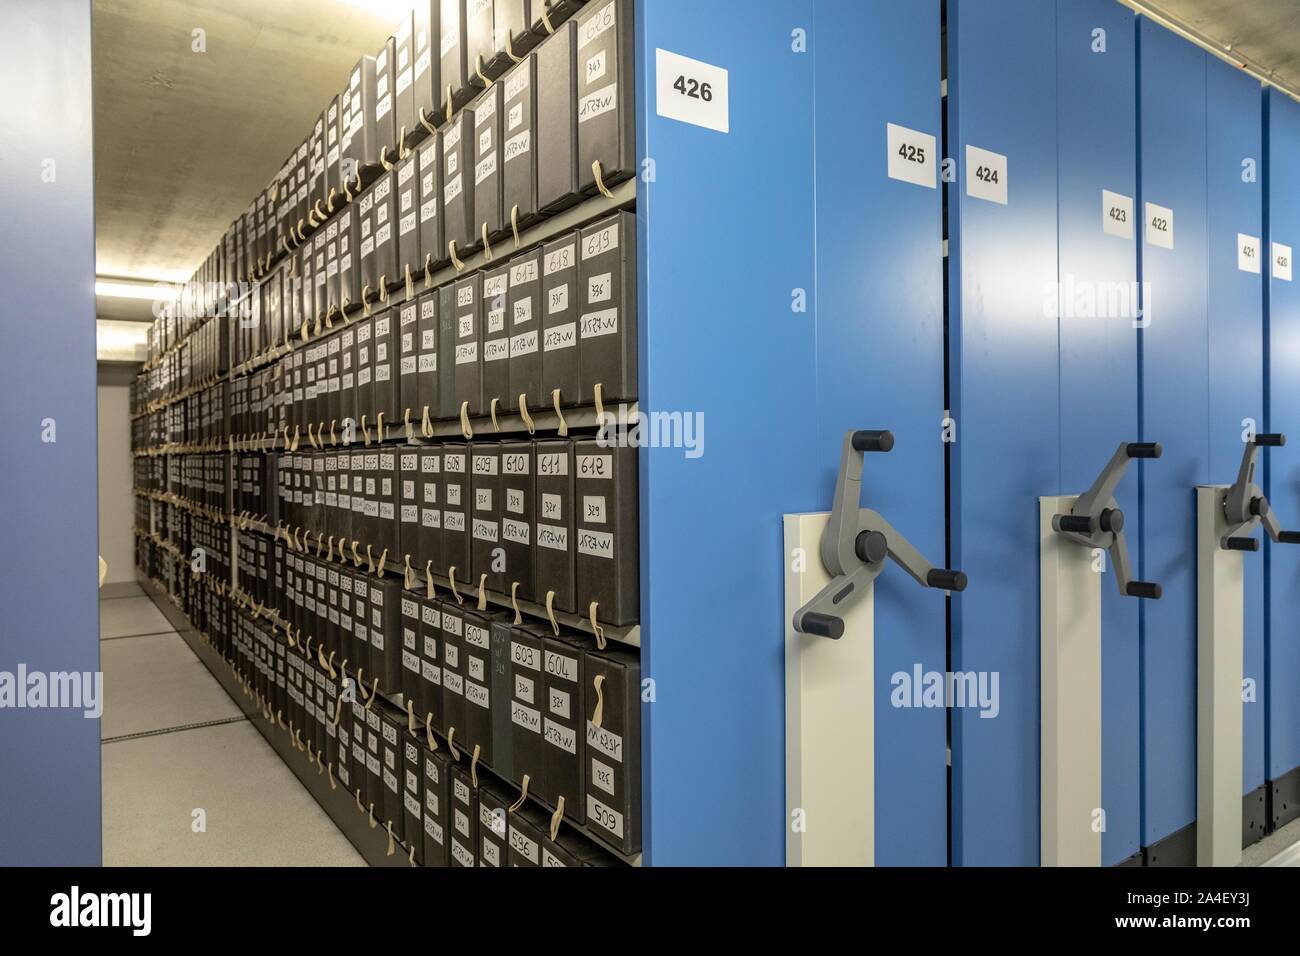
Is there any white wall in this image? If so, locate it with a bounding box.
[97,369,136,584]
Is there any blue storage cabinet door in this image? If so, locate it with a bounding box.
[1206,61,1265,803]
[811,0,946,866]
[1265,88,1300,786]
[1056,0,1140,867]
[636,0,819,865]
[1136,17,1208,850]
[948,0,1060,866]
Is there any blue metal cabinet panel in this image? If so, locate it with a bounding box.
[1264,88,1300,783]
[811,0,946,866]
[636,0,819,865]
[0,0,100,864]
[1205,62,1265,798]
[1055,0,1140,867]
[948,0,1060,866]
[1136,17,1208,848]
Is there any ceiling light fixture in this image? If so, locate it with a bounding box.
[95,278,176,300]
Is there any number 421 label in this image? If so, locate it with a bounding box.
[655,48,729,133]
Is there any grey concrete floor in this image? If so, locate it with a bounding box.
[99,586,364,866]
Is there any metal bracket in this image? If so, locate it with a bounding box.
[1220,433,1300,550]
[792,430,965,638]
[1052,441,1162,599]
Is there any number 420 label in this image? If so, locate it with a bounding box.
[655,48,729,133]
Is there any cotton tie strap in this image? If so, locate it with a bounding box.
[509,775,530,812]
[511,205,521,247]
[593,160,615,199]
[477,574,489,610]
[549,797,566,840]
[327,762,337,791]
[418,107,437,137]
[459,401,473,439]
[362,284,373,317]
[592,674,607,728]
[470,744,481,788]
[425,561,436,599]
[377,548,389,578]
[593,382,605,423]
[407,699,418,736]
[421,404,434,438]
[449,239,464,271]
[542,4,556,33]
[424,253,435,288]
[475,54,492,88]
[482,222,494,261]
[518,396,536,434]
[505,30,523,64]
[449,566,463,604]
[545,591,560,635]
[490,397,501,432]
[352,539,362,567]
[366,544,375,574]
[425,713,438,751]
[361,414,371,445]
[405,265,414,301]
[447,727,460,761]
[551,389,568,436]
[445,85,454,124]
[510,582,522,624]
[404,553,415,589]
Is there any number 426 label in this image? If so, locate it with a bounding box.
[655,48,729,133]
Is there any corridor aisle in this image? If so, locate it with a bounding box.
[99,581,363,866]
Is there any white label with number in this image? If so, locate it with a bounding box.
[887,123,936,189]
[1239,234,1261,274]
[965,145,1007,205]
[1102,190,1133,240]
[1274,242,1293,281]
[655,48,728,134]
[1145,203,1174,249]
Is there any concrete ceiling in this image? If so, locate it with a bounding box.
[93,0,409,288]
[1134,0,1300,94]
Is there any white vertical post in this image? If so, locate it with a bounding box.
[1197,485,1244,867]
[1039,496,1103,866]
[784,512,873,867]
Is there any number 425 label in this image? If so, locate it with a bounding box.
[655,48,729,133]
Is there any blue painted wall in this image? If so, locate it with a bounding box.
[1136,17,1208,849]
[1204,60,1265,801]
[0,0,101,865]
[810,0,946,867]
[1056,0,1141,866]
[948,0,1061,866]
[1264,88,1300,786]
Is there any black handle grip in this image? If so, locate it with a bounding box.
[1099,508,1124,534]
[1126,581,1162,599]
[1250,496,1270,518]
[1224,537,1260,552]
[854,530,888,565]
[1126,442,1163,459]
[1279,531,1300,545]
[851,430,895,453]
[1057,515,1093,534]
[927,569,968,592]
[1254,433,1286,447]
[798,612,844,639]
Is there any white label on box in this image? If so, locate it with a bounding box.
[444,173,462,204]
[472,518,498,541]
[587,794,624,839]
[548,685,571,718]
[1102,189,1134,239]
[512,700,542,734]
[548,283,569,314]
[886,122,936,189]
[544,321,576,351]
[586,49,607,85]
[580,1,616,47]
[578,529,613,558]
[1274,242,1293,281]
[502,517,529,543]
[1239,234,1262,273]
[579,83,618,124]
[965,145,1008,205]
[541,493,563,520]
[505,67,529,101]
[655,48,729,134]
[510,828,539,864]
[545,244,575,274]
[1146,202,1174,249]
[588,272,612,303]
[508,103,523,132]
[582,223,618,259]
[515,673,535,703]
[510,330,537,356]
[512,641,540,670]
[577,454,612,478]
[504,130,530,163]
[537,524,568,550]
[466,680,489,709]
[580,308,618,339]
[544,718,577,754]
[583,495,607,523]
[587,720,623,762]
[591,756,616,796]
[455,342,477,364]
[513,296,533,325]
